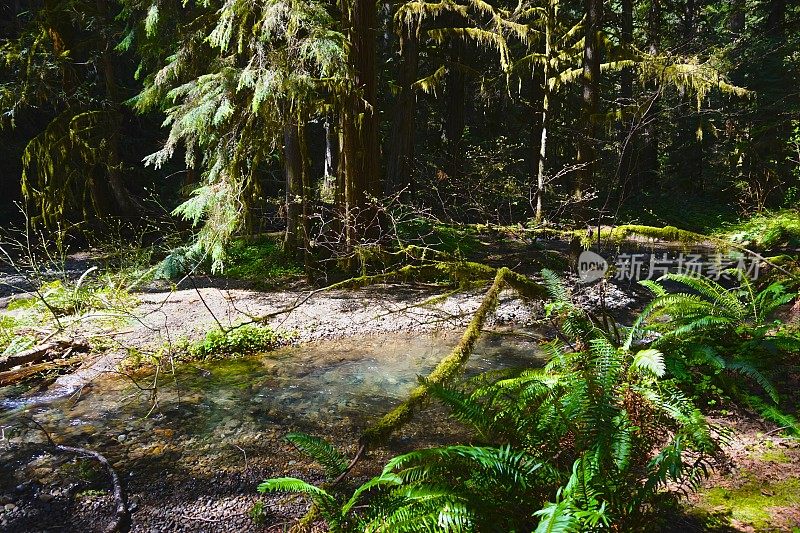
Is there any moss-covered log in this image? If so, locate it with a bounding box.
[291,264,546,531]
[521,223,719,247]
[588,224,715,246]
[360,267,511,447]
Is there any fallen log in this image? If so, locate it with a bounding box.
[360,267,512,447]
[0,340,88,372]
[0,355,83,386]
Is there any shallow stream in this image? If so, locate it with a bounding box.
[1,331,543,468]
[0,330,547,531]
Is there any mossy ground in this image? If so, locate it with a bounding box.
[396,218,482,256]
[687,414,800,532]
[694,476,800,530]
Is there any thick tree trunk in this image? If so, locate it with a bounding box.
[575,0,603,205]
[766,0,785,36]
[340,0,381,246]
[617,0,634,196]
[444,33,466,178]
[386,27,419,195]
[95,0,136,217]
[728,0,745,34]
[678,0,703,193]
[284,122,303,254]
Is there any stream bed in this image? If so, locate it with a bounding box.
[0,330,544,532]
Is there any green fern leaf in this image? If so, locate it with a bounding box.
[284,432,349,479]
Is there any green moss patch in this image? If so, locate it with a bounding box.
[694,476,800,529]
[759,448,791,464]
[396,219,481,256]
[187,324,295,360]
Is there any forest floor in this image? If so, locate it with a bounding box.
[1,233,798,532]
[682,412,800,532]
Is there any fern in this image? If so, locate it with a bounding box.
[641,272,798,405]
[534,500,576,533]
[284,432,349,480]
[632,348,665,377]
[257,271,798,531]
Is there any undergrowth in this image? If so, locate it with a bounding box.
[721,209,800,251]
[617,192,739,234]
[154,234,303,286]
[255,268,800,531]
[186,324,292,360]
[1,276,134,356]
[224,236,303,284]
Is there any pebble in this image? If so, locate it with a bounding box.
[117,434,127,443]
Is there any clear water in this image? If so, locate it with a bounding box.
[0,331,544,452]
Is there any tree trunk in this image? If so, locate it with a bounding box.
[534,2,554,223]
[386,27,419,195]
[728,0,745,34]
[444,31,466,178]
[340,0,381,246]
[575,0,603,206]
[299,121,313,269]
[678,0,703,193]
[284,122,303,254]
[766,0,785,36]
[617,0,634,196]
[321,117,338,202]
[639,0,661,189]
[95,0,136,217]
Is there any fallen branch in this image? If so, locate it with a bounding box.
[28,419,129,533]
[57,444,129,533]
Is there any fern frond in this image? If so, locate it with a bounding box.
[725,361,779,404]
[284,432,349,479]
[632,348,665,377]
